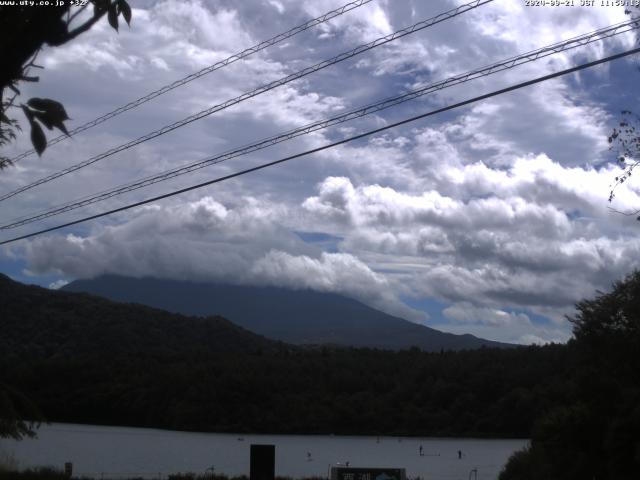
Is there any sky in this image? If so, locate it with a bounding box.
[1,0,640,345]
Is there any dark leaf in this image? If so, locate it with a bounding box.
[55,121,70,136]
[26,98,71,136]
[118,0,132,25]
[0,112,11,125]
[32,111,54,130]
[30,121,47,156]
[27,98,70,120]
[108,3,119,31]
[31,111,70,136]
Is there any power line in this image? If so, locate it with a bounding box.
[0,0,493,203]
[2,45,638,246]
[2,18,637,230]
[9,0,376,164]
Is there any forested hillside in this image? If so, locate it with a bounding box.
[0,273,282,357]
[2,273,567,437]
[6,270,639,478]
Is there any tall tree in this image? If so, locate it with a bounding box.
[500,271,640,480]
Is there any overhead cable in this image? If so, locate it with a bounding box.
[2,45,639,246]
[2,18,638,229]
[9,0,377,163]
[0,0,494,203]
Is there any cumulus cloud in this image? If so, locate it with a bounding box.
[299,167,640,325]
[250,250,421,320]
[301,0,393,42]
[20,197,422,322]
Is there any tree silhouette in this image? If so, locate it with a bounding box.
[0,0,131,169]
[608,111,640,214]
[500,271,640,480]
[608,6,640,216]
[0,382,43,440]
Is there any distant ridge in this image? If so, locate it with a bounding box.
[63,275,511,351]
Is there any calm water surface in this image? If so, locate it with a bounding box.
[0,424,528,480]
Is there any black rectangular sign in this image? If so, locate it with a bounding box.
[250,444,275,480]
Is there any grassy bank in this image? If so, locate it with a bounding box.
[0,469,326,480]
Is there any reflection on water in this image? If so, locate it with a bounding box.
[0,423,528,480]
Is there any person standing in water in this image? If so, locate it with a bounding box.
[458,450,462,459]
[419,445,424,456]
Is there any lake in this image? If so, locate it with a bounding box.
[0,424,528,480]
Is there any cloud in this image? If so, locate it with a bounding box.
[443,302,532,327]
[437,301,569,344]
[300,0,393,42]
[434,320,571,345]
[251,250,422,321]
[298,167,640,325]
[48,279,69,290]
[20,197,422,322]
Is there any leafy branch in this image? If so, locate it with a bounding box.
[607,6,640,218]
[0,0,132,164]
[608,111,640,211]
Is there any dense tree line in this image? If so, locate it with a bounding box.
[499,271,640,480]
[1,344,572,438]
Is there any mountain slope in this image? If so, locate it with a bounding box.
[0,273,282,359]
[63,275,509,351]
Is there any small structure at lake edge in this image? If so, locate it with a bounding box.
[331,467,406,480]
